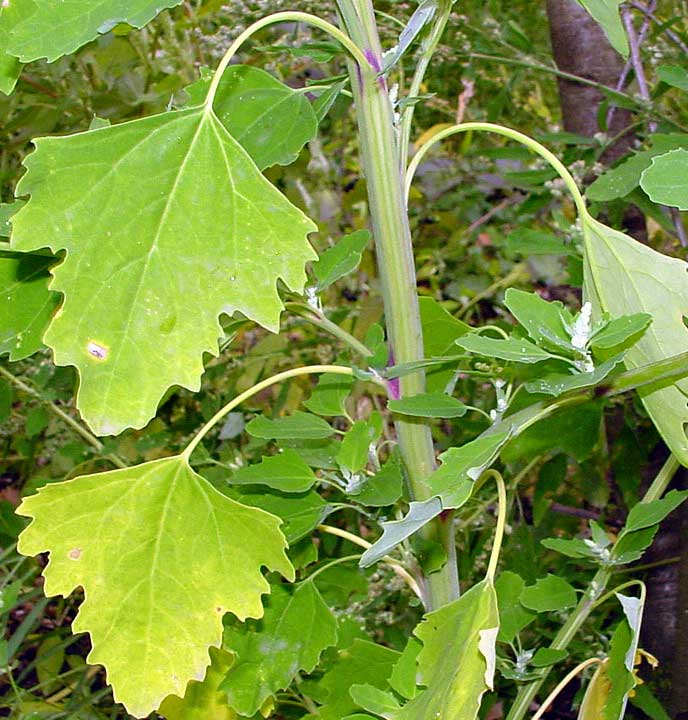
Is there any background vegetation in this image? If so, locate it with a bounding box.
[1,1,687,718]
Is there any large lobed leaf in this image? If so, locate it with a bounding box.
[16,457,294,717]
[582,215,688,464]
[391,580,499,720]
[10,106,317,435]
[0,0,183,63]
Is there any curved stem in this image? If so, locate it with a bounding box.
[405,122,587,217]
[481,470,507,583]
[204,12,369,109]
[530,658,603,720]
[303,554,362,583]
[182,365,382,459]
[317,524,423,599]
[591,579,645,611]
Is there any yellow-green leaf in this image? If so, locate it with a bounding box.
[582,214,688,464]
[10,106,317,435]
[16,456,294,718]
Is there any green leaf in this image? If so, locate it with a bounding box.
[16,456,294,717]
[0,200,24,237]
[0,41,20,95]
[505,228,575,257]
[587,134,688,202]
[361,432,509,567]
[360,498,443,568]
[419,296,471,393]
[10,106,317,436]
[304,373,353,417]
[0,0,184,63]
[184,66,318,171]
[388,392,467,418]
[246,412,333,440]
[0,254,59,360]
[591,313,652,359]
[524,356,625,397]
[313,230,370,290]
[541,537,597,560]
[456,334,555,363]
[575,0,628,57]
[337,420,379,474]
[158,648,237,720]
[582,214,688,464]
[657,64,688,92]
[640,148,688,210]
[318,639,400,720]
[352,459,404,507]
[389,638,422,701]
[428,431,511,507]
[519,574,577,612]
[221,582,337,716]
[233,489,331,544]
[629,684,672,720]
[390,580,499,720]
[531,647,568,667]
[612,525,658,565]
[231,449,317,493]
[495,571,535,643]
[504,288,573,352]
[619,489,688,537]
[350,684,402,716]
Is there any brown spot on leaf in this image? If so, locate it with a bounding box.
[68,548,82,560]
[87,341,108,360]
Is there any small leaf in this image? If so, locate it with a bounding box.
[388,392,467,418]
[221,582,337,716]
[531,647,568,667]
[312,230,370,290]
[352,459,404,507]
[16,456,294,717]
[350,684,402,716]
[184,66,318,170]
[524,355,625,397]
[495,571,535,643]
[520,574,577,612]
[1,0,184,63]
[11,106,317,435]
[383,0,437,71]
[246,412,333,440]
[158,648,237,720]
[591,313,652,359]
[304,373,353,416]
[618,489,688,537]
[640,148,688,210]
[428,432,511,507]
[656,64,688,92]
[231,449,317,493]
[456,334,555,363]
[503,288,573,352]
[613,525,658,565]
[582,214,688,464]
[360,498,443,568]
[0,254,59,360]
[337,420,379,474]
[390,580,499,720]
[541,537,597,560]
[575,0,628,57]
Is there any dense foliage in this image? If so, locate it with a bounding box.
[1,2,687,719]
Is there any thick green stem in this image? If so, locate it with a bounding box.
[335,0,459,609]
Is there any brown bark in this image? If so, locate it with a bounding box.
[546,0,635,165]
